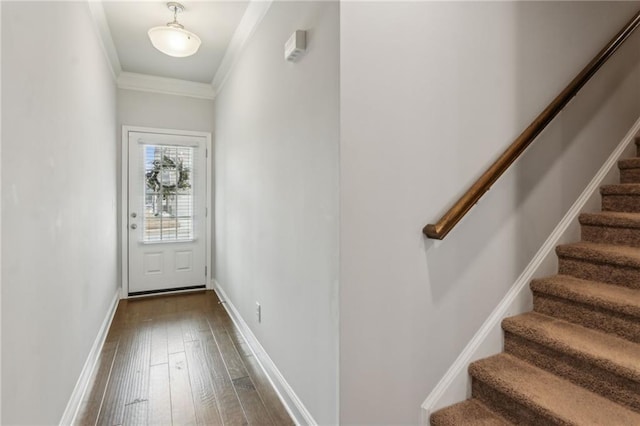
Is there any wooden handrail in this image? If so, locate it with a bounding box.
[424,10,640,240]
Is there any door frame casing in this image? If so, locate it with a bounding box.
[121,125,212,299]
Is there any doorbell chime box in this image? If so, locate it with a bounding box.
[285,30,306,62]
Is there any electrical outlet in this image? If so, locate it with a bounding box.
[256,302,261,323]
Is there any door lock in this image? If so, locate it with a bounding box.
[131,212,137,218]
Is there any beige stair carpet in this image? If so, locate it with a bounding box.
[431,139,640,425]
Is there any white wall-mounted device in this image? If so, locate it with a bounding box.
[284,30,306,62]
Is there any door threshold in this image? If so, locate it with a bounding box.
[128,285,206,298]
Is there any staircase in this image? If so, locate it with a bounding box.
[431,139,640,425]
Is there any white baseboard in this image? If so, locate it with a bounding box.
[212,280,317,426]
[59,290,120,425]
[420,115,640,424]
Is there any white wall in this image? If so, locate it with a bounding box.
[117,88,215,282]
[117,89,215,134]
[1,2,118,424]
[0,3,4,421]
[214,2,339,424]
[340,2,640,424]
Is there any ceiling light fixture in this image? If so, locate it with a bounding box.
[148,2,201,58]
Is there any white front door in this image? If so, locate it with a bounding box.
[126,130,208,295]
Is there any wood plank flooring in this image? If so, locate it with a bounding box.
[75,291,294,426]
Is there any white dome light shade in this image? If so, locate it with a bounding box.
[148,26,201,58]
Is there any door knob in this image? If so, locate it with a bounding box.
[131,212,137,218]
[130,224,137,230]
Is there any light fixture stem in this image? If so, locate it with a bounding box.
[166,2,185,29]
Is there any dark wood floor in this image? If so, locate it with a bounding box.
[75,290,294,426]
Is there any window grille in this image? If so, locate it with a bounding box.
[143,144,194,242]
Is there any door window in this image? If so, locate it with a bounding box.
[143,144,194,243]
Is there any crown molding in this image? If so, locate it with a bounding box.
[87,0,122,81]
[212,0,273,93]
[117,72,216,100]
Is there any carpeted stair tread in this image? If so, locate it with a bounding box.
[431,149,640,424]
[469,354,640,424]
[430,400,512,426]
[502,312,640,382]
[579,211,640,228]
[600,183,640,195]
[556,241,640,268]
[618,158,640,169]
[531,275,640,318]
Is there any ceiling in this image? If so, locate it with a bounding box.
[102,1,250,84]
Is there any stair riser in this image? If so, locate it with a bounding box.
[472,379,557,425]
[602,194,640,213]
[533,293,640,344]
[505,332,640,412]
[620,169,640,184]
[557,257,640,289]
[581,225,640,247]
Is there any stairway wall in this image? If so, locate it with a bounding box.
[339,2,640,424]
[1,2,118,424]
